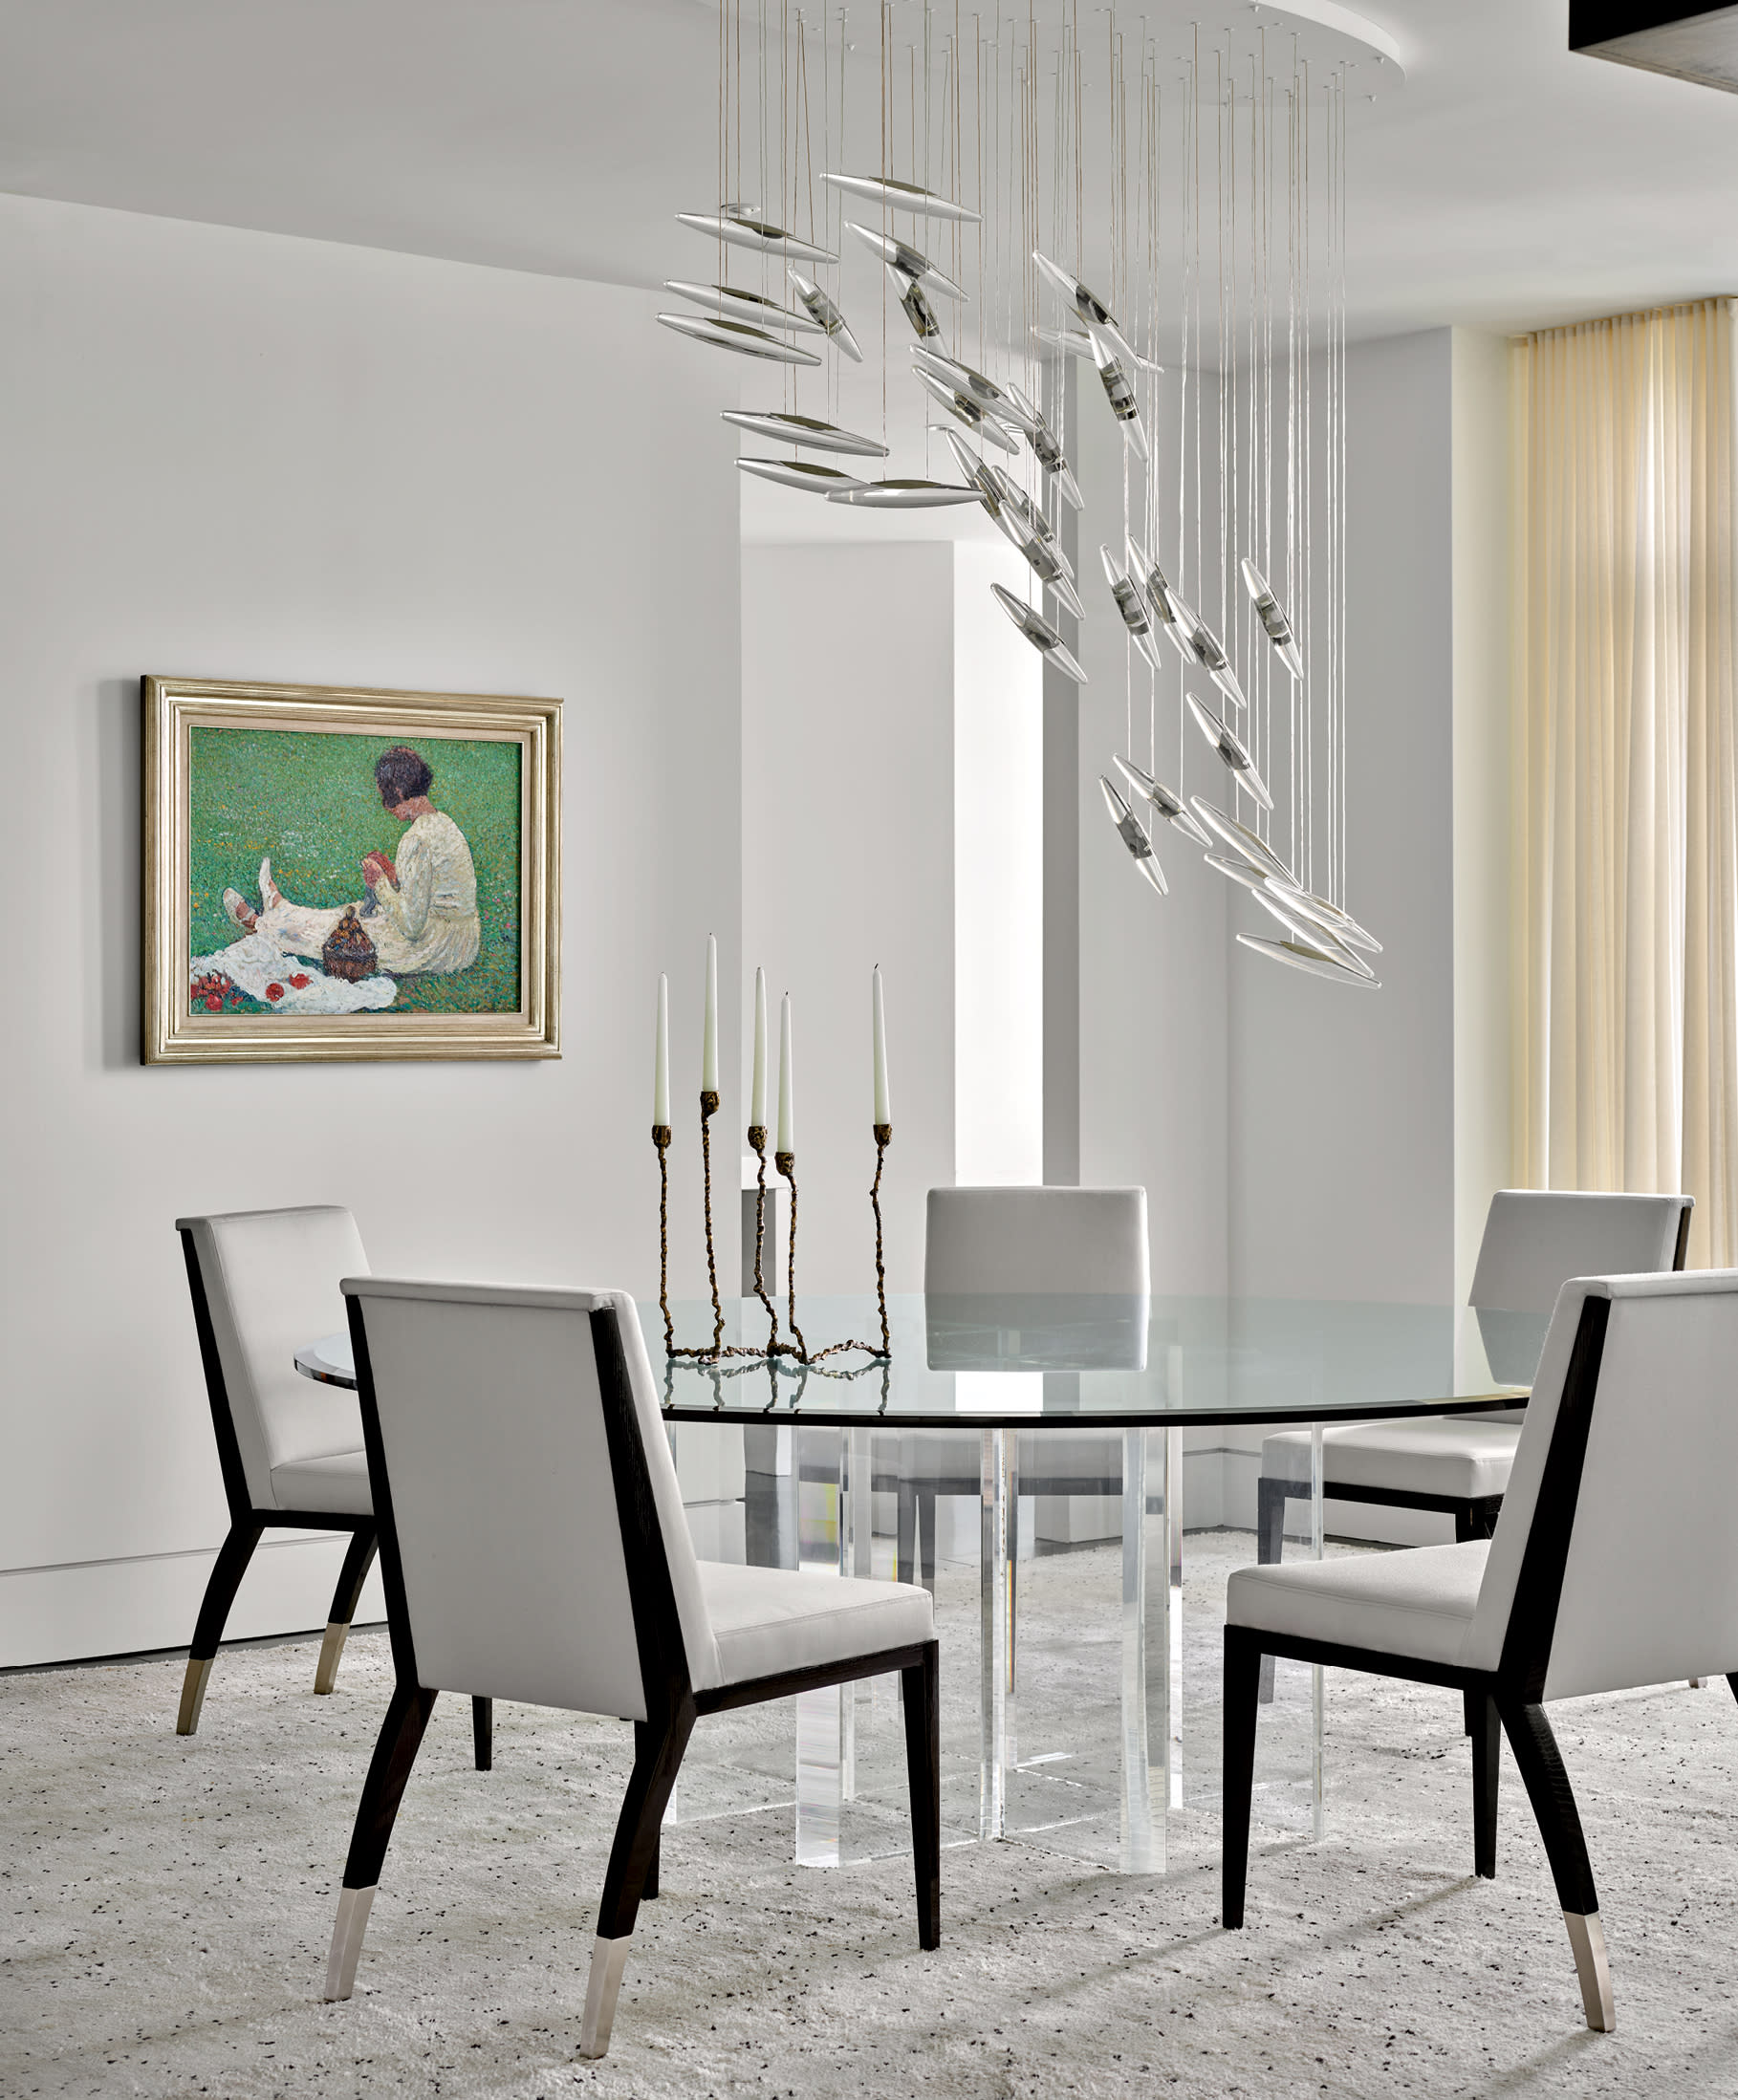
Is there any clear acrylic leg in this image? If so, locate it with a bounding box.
[1119,1425,1166,1872]
[1166,1424,1184,1811]
[980,1427,1010,1840]
[1310,1418,1325,1842]
[795,1427,844,1866]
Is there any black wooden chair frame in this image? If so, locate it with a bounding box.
[332,1294,940,2039]
[1224,1289,1730,2033]
[1253,1200,1690,1576]
[1251,1200,1692,1708]
[175,1226,492,1767]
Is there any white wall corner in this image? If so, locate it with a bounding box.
[1450,328,1514,1303]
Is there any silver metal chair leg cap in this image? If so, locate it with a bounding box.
[579,1934,633,2059]
[177,1657,213,1736]
[1565,1909,1615,2032]
[314,1621,349,1695]
[324,1885,377,2002]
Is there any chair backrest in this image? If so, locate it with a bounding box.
[923,1186,1150,1295]
[341,1278,720,1718]
[1468,1190,1690,1310]
[178,1205,371,1512]
[1466,1270,1738,1698]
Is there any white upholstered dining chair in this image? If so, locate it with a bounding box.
[175,1207,492,1768]
[324,1277,940,2059]
[1255,1191,1692,1569]
[888,1186,1150,1587]
[1223,1266,1738,2034]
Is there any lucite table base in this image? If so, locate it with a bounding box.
[722,1419,1331,1876]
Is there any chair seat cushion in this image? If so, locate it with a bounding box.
[1227,1539,1489,1666]
[1261,1418,1521,1500]
[270,1449,373,1517]
[700,1562,934,1689]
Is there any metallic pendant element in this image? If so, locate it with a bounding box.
[1185,693,1274,812]
[1100,547,1163,673]
[1005,380,1083,510]
[721,410,888,458]
[984,477,1080,613]
[657,313,822,365]
[990,583,1088,683]
[1249,886,1375,976]
[1189,796,1296,886]
[1089,332,1149,462]
[912,348,1019,422]
[985,466,1071,573]
[1241,558,1305,682]
[1127,537,1182,636]
[915,371,1020,452]
[1032,250,1135,363]
[1210,659,1249,712]
[1264,879,1383,955]
[720,202,762,221]
[1237,932,1380,989]
[676,212,838,266]
[888,267,945,341]
[847,222,969,301]
[828,478,987,509]
[1113,756,1213,848]
[1205,851,1275,894]
[820,170,982,223]
[737,458,869,496]
[1036,324,1162,374]
[938,429,1003,513]
[787,270,864,361]
[1156,574,1223,674]
[983,482,1082,613]
[1099,777,1168,896]
[662,280,826,334]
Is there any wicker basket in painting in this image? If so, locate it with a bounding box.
[321,908,378,983]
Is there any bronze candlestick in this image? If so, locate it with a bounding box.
[746,1123,781,1353]
[651,1123,675,1353]
[773,1147,809,1363]
[699,1089,726,1357]
[870,1121,892,1358]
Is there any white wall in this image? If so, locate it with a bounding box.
[1451,328,1514,1301]
[1227,330,1458,1310]
[0,193,741,1665]
[1074,375,1232,1299]
[740,540,955,1293]
[954,540,1044,1186]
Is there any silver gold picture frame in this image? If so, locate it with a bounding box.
[143,676,561,1065]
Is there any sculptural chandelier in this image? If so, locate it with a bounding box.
[660,0,1402,989]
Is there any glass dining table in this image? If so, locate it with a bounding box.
[296,1288,1547,1877]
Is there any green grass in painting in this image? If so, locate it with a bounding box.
[188,726,522,1014]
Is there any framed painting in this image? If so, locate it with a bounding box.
[143,677,560,1063]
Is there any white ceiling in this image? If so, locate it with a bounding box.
[0,0,1733,341]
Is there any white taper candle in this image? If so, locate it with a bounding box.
[872,965,891,1125]
[777,993,795,1153]
[750,966,769,1129]
[653,973,670,1126]
[702,934,719,1093]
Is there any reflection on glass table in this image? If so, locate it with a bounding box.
[295,1292,1544,1877]
[651,1292,1543,1875]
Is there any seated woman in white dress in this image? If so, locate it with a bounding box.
[223,746,482,977]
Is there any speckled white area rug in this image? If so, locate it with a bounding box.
[7,1534,1738,2100]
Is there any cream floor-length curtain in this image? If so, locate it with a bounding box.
[1513,298,1738,1266]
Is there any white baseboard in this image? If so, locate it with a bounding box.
[0,1533,387,1672]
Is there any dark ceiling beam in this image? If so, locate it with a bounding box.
[1571,3,1738,94]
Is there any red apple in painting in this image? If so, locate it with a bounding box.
[289,973,310,989]
[266,983,285,1002]
[205,994,223,1011]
